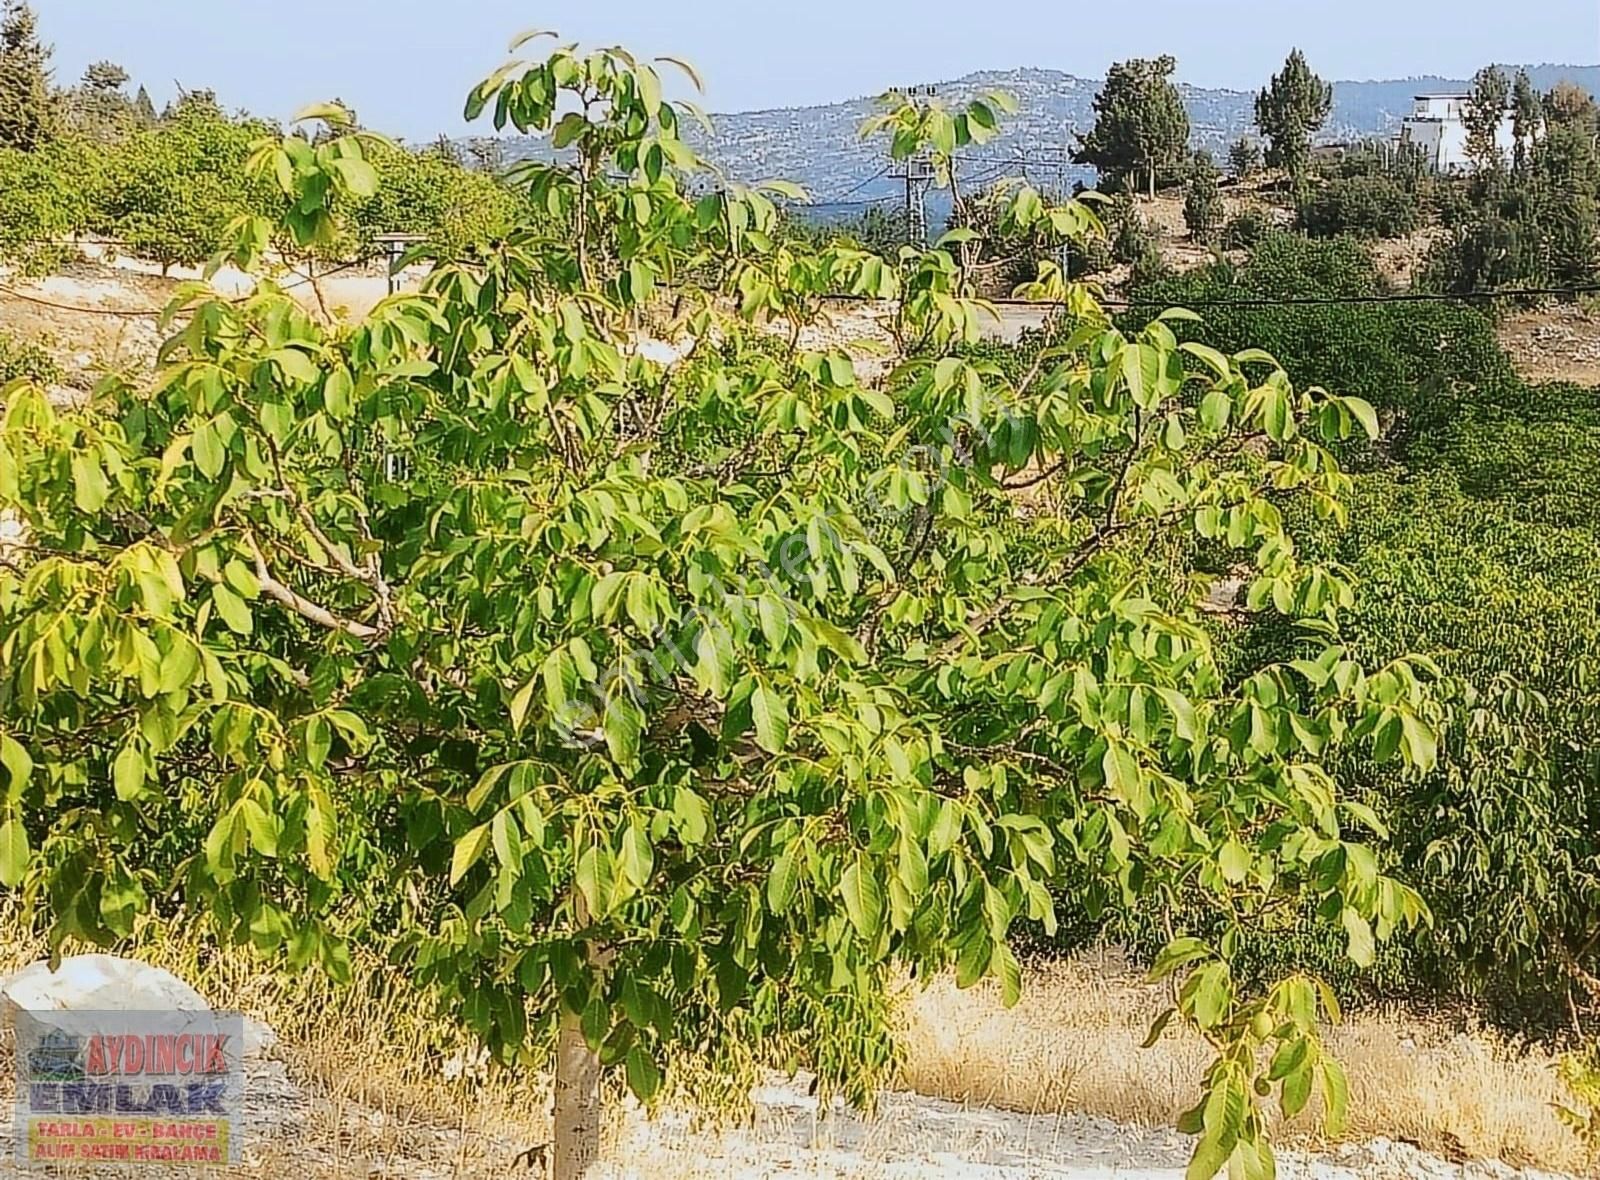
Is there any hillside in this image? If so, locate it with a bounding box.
[477,64,1600,208]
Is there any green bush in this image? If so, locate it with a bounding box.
[352,140,526,259]
[1299,174,1420,240]
[91,106,272,273]
[1128,233,1517,430]
[1221,207,1270,249]
[0,331,60,386]
[0,139,102,273]
[1182,154,1223,243]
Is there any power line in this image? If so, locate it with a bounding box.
[1095,284,1600,310]
[802,164,892,208]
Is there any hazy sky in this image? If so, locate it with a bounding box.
[35,0,1600,140]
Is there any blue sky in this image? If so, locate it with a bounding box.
[35,0,1600,140]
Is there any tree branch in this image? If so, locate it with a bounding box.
[244,533,379,641]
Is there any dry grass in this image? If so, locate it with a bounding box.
[0,911,1587,1176]
[0,912,552,1177]
[896,949,1586,1173]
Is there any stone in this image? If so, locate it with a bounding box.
[0,953,276,1059]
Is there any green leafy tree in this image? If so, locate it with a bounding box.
[65,59,134,140]
[1073,55,1190,199]
[0,0,55,150]
[92,102,273,273]
[1,31,1439,1180]
[0,137,102,272]
[351,138,525,258]
[1254,50,1332,184]
[1299,175,1420,240]
[1510,71,1541,173]
[1228,136,1263,180]
[1545,80,1598,131]
[1463,66,1511,173]
[1183,151,1224,244]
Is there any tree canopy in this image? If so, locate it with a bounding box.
[1073,55,1190,199]
[0,0,55,151]
[1254,50,1332,184]
[1,31,1440,1180]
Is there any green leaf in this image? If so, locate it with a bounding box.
[508,678,537,734]
[839,855,882,940]
[625,1044,662,1102]
[0,817,28,887]
[71,453,110,513]
[1218,839,1249,884]
[751,682,790,754]
[768,846,800,914]
[1342,395,1379,439]
[1321,1057,1350,1135]
[269,347,318,385]
[620,822,653,888]
[603,693,644,765]
[1340,906,1375,968]
[450,823,491,885]
[211,584,253,636]
[113,744,146,802]
[192,420,225,478]
[0,735,33,802]
[1103,743,1150,819]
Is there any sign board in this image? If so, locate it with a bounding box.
[13,1009,245,1167]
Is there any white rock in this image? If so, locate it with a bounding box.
[0,953,276,1058]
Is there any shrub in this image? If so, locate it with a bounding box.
[1221,206,1270,249]
[1299,174,1420,240]
[351,140,527,258]
[1129,232,1517,428]
[0,139,102,273]
[91,107,272,273]
[1105,194,1157,264]
[0,331,60,386]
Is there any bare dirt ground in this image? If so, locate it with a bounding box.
[0,249,419,391]
[1496,302,1600,385]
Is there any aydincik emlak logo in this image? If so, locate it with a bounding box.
[15,1011,244,1166]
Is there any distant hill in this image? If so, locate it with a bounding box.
[477,64,1600,214]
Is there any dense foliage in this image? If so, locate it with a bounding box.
[1299,175,1420,240]
[1126,233,1600,1023]
[0,29,1446,1180]
[0,11,534,276]
[1183,152,1224,244]
[1254,50,1332,183]
[1074,55,1190,198]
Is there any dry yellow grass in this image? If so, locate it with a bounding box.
[0,910,1587,1176]
[896,949,1586,1173]
[0,912,552,1177]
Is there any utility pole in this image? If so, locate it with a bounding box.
[889,85,937,248]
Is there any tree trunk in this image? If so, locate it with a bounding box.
[1148,162,1156,201]
[552,1008,603,1180]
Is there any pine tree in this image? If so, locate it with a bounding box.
[1463,66,1511,172]
[1254,49,1332,184]
[1228,136,1263,179]
[1510,71,1541,174]
[0,0,56,150]
[132,84,157,126]
[66,58,133,139]
[1073,56,1190,200]
[1183,150,1224,243]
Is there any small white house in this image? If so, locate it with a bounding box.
[1398,94,1521,172]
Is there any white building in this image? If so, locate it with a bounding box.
[1398,94,1520,172]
